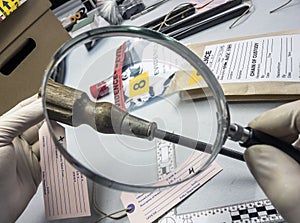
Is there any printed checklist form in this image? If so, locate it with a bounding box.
[177,32,300,101]
[39,123,91,221]
[202,34,300,83]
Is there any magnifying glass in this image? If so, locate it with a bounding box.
[41,26,300,192]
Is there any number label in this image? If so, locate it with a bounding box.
[129,71,149,98]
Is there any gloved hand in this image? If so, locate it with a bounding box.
[0,95,44,222]
[244,100,300,223]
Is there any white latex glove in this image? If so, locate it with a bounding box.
[0,95,44,222]
[244,100,300,223]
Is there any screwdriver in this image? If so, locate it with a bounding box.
[45,79,244,161]
[44,80,300,164]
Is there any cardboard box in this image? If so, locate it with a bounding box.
[0,0,70,114]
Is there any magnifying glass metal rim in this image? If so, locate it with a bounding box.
[41,25,230,192]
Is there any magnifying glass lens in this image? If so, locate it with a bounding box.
[42,27,229,191]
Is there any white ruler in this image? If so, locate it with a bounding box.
[157,199,284,223]
[155,140,284,223]
[156,139,176,181]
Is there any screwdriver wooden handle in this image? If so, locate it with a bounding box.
[44,80,157,139]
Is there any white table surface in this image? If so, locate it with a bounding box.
[17,0,300,222]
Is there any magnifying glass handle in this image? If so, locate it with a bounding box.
[229,124,300,164]
[243,127,300,164]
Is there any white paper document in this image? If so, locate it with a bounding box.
[202,34,300,83]
[39,123,91,220]
[120,152,222,223]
